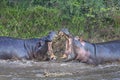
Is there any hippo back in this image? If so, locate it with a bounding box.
[95,40,120,64]
[0,37,29,59]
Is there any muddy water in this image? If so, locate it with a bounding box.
[0,60,120,80]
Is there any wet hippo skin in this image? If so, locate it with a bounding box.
[59,28,120,65]
[0,31,57,61]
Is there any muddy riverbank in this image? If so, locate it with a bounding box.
[0,36,120,80]
[0,60,120,80]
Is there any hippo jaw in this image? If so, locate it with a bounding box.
[35,41,49,61]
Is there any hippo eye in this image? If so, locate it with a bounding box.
[36,42,41,48]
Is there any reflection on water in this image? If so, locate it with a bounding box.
[0,60,120,80]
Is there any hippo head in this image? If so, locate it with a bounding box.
[34,31,57,61]
[73,37,91,62]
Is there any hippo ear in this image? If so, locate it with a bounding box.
[75,36,83,41]
[79,37,85,46]
[79,37,83,42]
[74,36,79,40]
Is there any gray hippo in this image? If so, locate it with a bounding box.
[59,28,120,65]
[0,31,57,61]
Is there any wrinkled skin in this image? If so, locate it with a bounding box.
[0,31,57,61]
[59,29,120,65]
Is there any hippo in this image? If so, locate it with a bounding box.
[59,28,120,65]
[0,31,57,61]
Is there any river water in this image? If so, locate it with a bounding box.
[0,60,120,80]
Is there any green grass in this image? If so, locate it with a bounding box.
[0,0,120,42]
